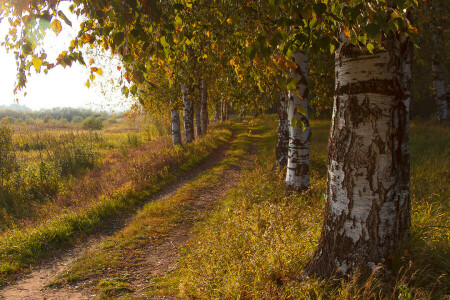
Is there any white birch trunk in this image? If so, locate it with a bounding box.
[285,52,311,191]
[171,102,181,146]
[306,35,412,277]
[432,26,448,122]
[276,90,289,169]
[214,103,219,122]
[200,80,208,132]
[182,83,195,143]
[221,100,226,122]
[195,100,202,137]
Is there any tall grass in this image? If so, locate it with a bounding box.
[0,125,232,286]
[158,119,449,299]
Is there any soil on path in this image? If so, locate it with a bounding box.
[0,127,257,300]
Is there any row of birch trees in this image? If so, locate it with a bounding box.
[1,0,447,278]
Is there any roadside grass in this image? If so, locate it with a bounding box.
[50,120,262,298]
[1,122,158,231]
[0,125,232,287]
[148,119,449,299]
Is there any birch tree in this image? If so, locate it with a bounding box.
[430,0,448,122]
[182,83,195,143]
[200,80,208,133]
[276,91,289,169]
[305,33,413,277]
[286,52,311,191]
[171,102,182,146]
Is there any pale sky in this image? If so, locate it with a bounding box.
[0,3,131,112]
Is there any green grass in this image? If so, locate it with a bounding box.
[50,120,262,298]
[0,125,232,287]
[148,118,449,299]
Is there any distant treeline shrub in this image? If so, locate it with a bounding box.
[0,107,121,124]
[82,117,104,131]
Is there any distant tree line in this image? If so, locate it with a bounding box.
[0,107,120,124]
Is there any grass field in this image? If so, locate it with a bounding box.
[146,118,449,299]
[0,118,157,231]
[0,116,232,286]
[0,116,448,298]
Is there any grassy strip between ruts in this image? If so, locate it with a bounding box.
[49,120,265,298]
[0,124,233,287]
[147,119,449,299]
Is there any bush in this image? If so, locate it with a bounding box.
[82,117,103,131]
[0,122,17,186]
[71,116,83,123]
[53,142,98,177]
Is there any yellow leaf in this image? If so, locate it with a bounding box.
[89,58,95,65]
[96,68,103,76]
[32,56,42,72]
[51,19,62,35]
[206,31,210,37]
[344,26,351,38]
[226,18,232,24]
[85,80,90,88]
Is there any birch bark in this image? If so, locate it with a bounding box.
[305,35,412,277]
[285,52,311,191]
[182,83,195,143]
[432,25,448,121]
[171,102,181,146]
[200,80,208,132]
[276,91,289,169]
[214,103,219,122]
[195,100,202,137]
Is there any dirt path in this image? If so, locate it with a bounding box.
[0,128,249,300]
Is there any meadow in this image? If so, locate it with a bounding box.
[0,116,155,231]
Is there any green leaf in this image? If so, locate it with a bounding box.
[130,85,137,95]
[291,117,297,128]
[57,11,72,26]
[313,3,327,18]
[301,5,313,20]
[175,16,183,27]
[160,36,169,48]
[297,104,306,116]
[113,32,125,46]
[366,42,375,54]
[330,43,336,54]
[246,46,257,60]
[286,77,297,91]
[122,86,129,96]
[365,23,380,39]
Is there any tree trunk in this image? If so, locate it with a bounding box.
[432,25,448,121]
[305,35,412,278]
[182,83,195,143]
[200,80,208,132]
[221,100,226,122]
[285,52,311,191]
[214,103,219,122]
[195,100,202,137]
[171,102,181,146]
[276,90,289,169]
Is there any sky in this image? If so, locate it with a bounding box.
[0,3,130,112]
